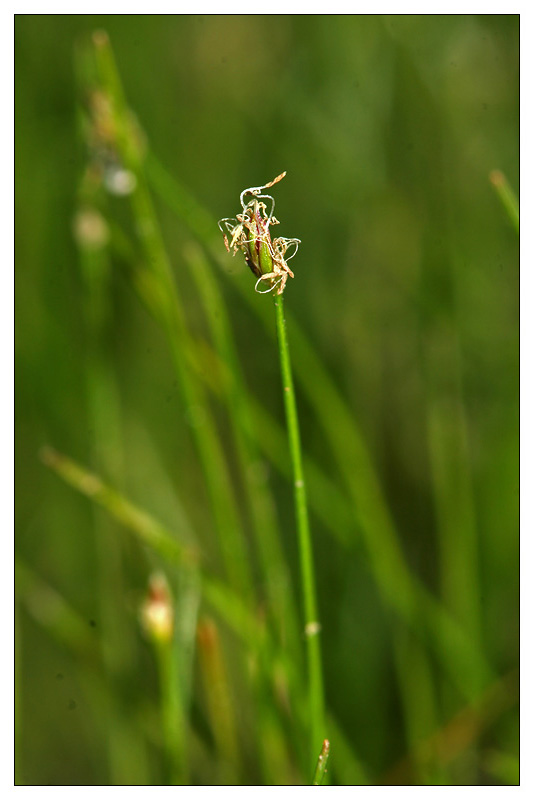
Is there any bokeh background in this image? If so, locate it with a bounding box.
[15,14,518,786]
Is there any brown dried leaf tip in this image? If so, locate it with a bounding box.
[218,172,300,296]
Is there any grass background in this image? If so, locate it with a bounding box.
[15,14,518,785]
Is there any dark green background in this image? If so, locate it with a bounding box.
[16,15,518,785]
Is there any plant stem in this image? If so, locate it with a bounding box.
[154,637,188,784]
[273,294,325,767]
[197,619,241,784]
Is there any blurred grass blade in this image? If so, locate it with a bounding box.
[247,393,356,544]
[197,619,241,784]
[40,446,262,649]
[483,750,519,786]
[141,572,191,784]
[73,99,149,779]
[16,557,100,661]
[490,170,519,233]
[393,627,444,784]
[326,715,369,786]
[85,31,253,602]
[383,669,518,784]
[41,446,198,567]
[312,739,330,785]
[426,388,482,655]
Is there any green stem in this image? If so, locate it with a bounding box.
[154,638,188,784]
[273,294,325,767]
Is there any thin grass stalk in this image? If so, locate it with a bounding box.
[14,603,22,784]
[489,170,519,233]
[392,627,446,785]
[142,572,190,784]
[246,394,355,542]
[155,638,187,784]
[426,388,482,649]
[382,669,518,784]
[89,32,253,602]
[197,619,241,784]
[420,198,490,784]
[325,714,369,785]
[133,262,253,600]
[72,84,151,778]
[16,557,101,662]
[424,181,488,722]
[273,294,326,767]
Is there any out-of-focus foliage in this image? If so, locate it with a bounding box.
[15,15,518,786]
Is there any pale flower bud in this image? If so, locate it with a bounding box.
[140,572,174,644]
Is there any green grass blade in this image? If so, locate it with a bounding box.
[326,714,369,786]
[490,170,519,233]
[86,31,253,602]
[40,446,262,650]
[73,132,151,783]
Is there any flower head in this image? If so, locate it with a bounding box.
[218,172,300,295]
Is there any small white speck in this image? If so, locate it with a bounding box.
[104,167,137,196]
[305,621,321,637]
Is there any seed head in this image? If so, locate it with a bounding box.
[218,172,300,296]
